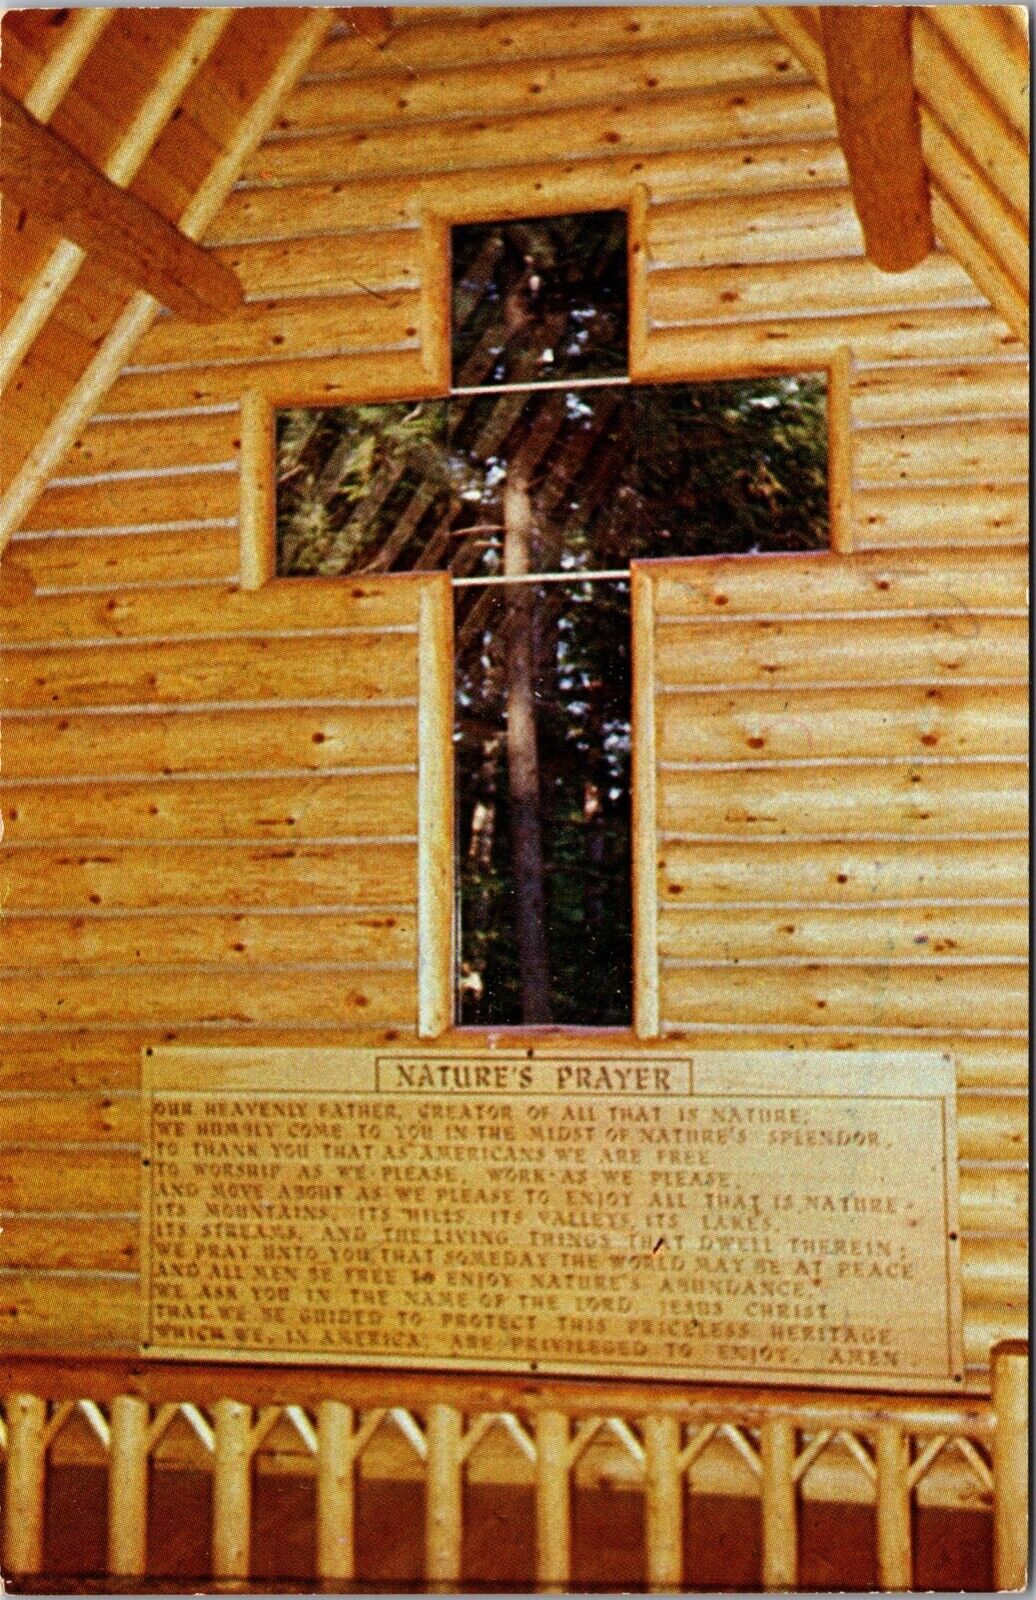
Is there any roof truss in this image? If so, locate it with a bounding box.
[0,87,244,322]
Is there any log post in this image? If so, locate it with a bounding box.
[643,1414,683,1590]
[874,1422,912,1590]
[212,1398,252,1579]
[760,1418,797,1589]
[107,1394,150,1576]
[424,1402,463,1587]
[992,1340,1028,1591]
[316,1400,356,1581]
[535,1410,571,1590]
[239,389,275,590]
[819,6,933,271]
[3,1394,48,1575]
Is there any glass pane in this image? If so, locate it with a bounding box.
[451,211,629,385]
[455,581,632,1027]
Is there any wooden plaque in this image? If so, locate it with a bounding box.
[141,1044,964,1391]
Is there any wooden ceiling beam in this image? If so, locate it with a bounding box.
[0,9,332,553]
[21,7,115,122]
[0,9,233,392]
[0,85,244,322]
[818,6,934,272]
[343,9,394,46]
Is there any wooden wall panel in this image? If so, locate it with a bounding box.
[643,551,1027,1387]
[0,6,1026,1387]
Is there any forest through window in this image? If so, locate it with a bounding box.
[276,211,830,1027]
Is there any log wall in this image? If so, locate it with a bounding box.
[0,7,1027,1391]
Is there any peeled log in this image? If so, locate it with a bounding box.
[819,8,934,271]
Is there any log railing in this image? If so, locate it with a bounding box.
[0,1344,1027,1591]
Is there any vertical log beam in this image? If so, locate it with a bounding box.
[760,1418,797,1590]
[819,7,934,272]
[419,215,452,390]
[3,1394,48,1575]
[212,1398,252,1579]
[631,564,660,1038]
[239,388,275,590]
[417,575,455,1037]
[874,1422,912,1590]
[425,1402,463,1587]
[316,1400,356,1582]
[627,183,650,379]
[108,1394,150,1577]
[535,1410,571,1590]
[827,345,854,555]
[992,1340,1028,1591]
[643,1414,683,1591]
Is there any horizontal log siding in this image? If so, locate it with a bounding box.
[0,580,428,1348]
[1,7,1026,1382]
[645,548,1026,1386]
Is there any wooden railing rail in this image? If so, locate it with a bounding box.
[0,1345,1027,1591]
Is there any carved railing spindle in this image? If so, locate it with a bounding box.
[874,1422,912,1589]
[992,1340,1028,1592]
[317,1399,356,1581]
[535,1410,571,1590]
[424,1402,463,1587]
[2,1394,48,1575]
[212,1399,252,1579]
[760,1418,797,1590]
[643,1414,682,1590]
[108,1394,150,1576]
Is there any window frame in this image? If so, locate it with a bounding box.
[238,199,856,1041]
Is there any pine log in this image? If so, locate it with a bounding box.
[657,902,1028,964]
[657,836,1026,905]
[0,87,244,321]
[55,410,241,478]
[655,612,1027,688]
[656,683,1028,764]
[649,545,1028,618]
[2,573,424,646]
[660,962,1027,1031]
[211,139,848,242]
[2,630,418,710]
[0,966,416,1027]
[642,306,1021,376]
[3,703,416,781]
[240,82,836,186]
[2,840,417,913]
[100,344,431,416]
[658,759,1029,840]
[817,7,933,272]
[21,468,238,533]
[8,526,241,590]
[911,11,1029,223]
[282,36,806,132]
[852,361,1030,425]
[0,908,416,972]
[853,482,1028,549]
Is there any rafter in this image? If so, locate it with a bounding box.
[0,10,332,552]
[0,8,233,391]
[344,9,394,46]
[0,86,244,322]
[818,6,934,272]
[21,7,115,121]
